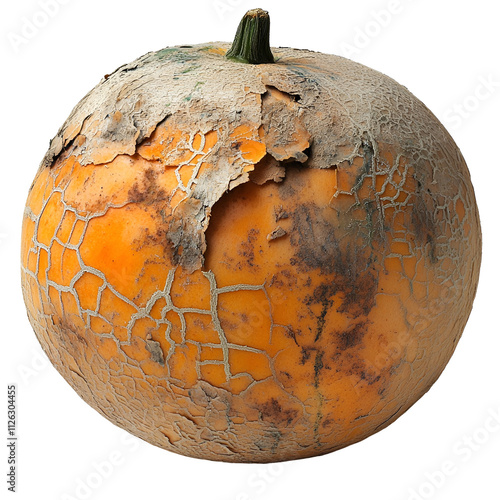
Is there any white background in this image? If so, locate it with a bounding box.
[1,0,499,499]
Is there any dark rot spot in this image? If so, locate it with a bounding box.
[237,228,260,268]
[145,338,165,365]
[313,350,324,388]
[289,202,338,275]
[128,167,167,205]
[337,269,378,317]
[300,346,313,364]
[289,200,379,317]
[259,398,298,425]
[336,321,367,350]
[408,175,440,264]
[305,283,331,342]
[269,269,297,290]
[284,327,299,346]
[359,370,382,386]
[321,417,335,428]
[412,191,438,264]
[304,273,377,340]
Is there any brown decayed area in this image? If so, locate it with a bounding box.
[21,43,481,462]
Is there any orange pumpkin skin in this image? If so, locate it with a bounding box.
[21,42,481,462]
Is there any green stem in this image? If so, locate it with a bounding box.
[226,8,275,64]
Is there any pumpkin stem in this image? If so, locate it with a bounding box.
[226,8,275,64]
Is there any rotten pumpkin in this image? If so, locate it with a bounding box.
[21,9,481,462]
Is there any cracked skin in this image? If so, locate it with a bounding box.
[21,40,481,462]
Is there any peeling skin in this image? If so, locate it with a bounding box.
[145,337,165,365]
[267,226,287,241]
[249,154,286,185]
[22,42,482,463]
[41,42,457,272]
